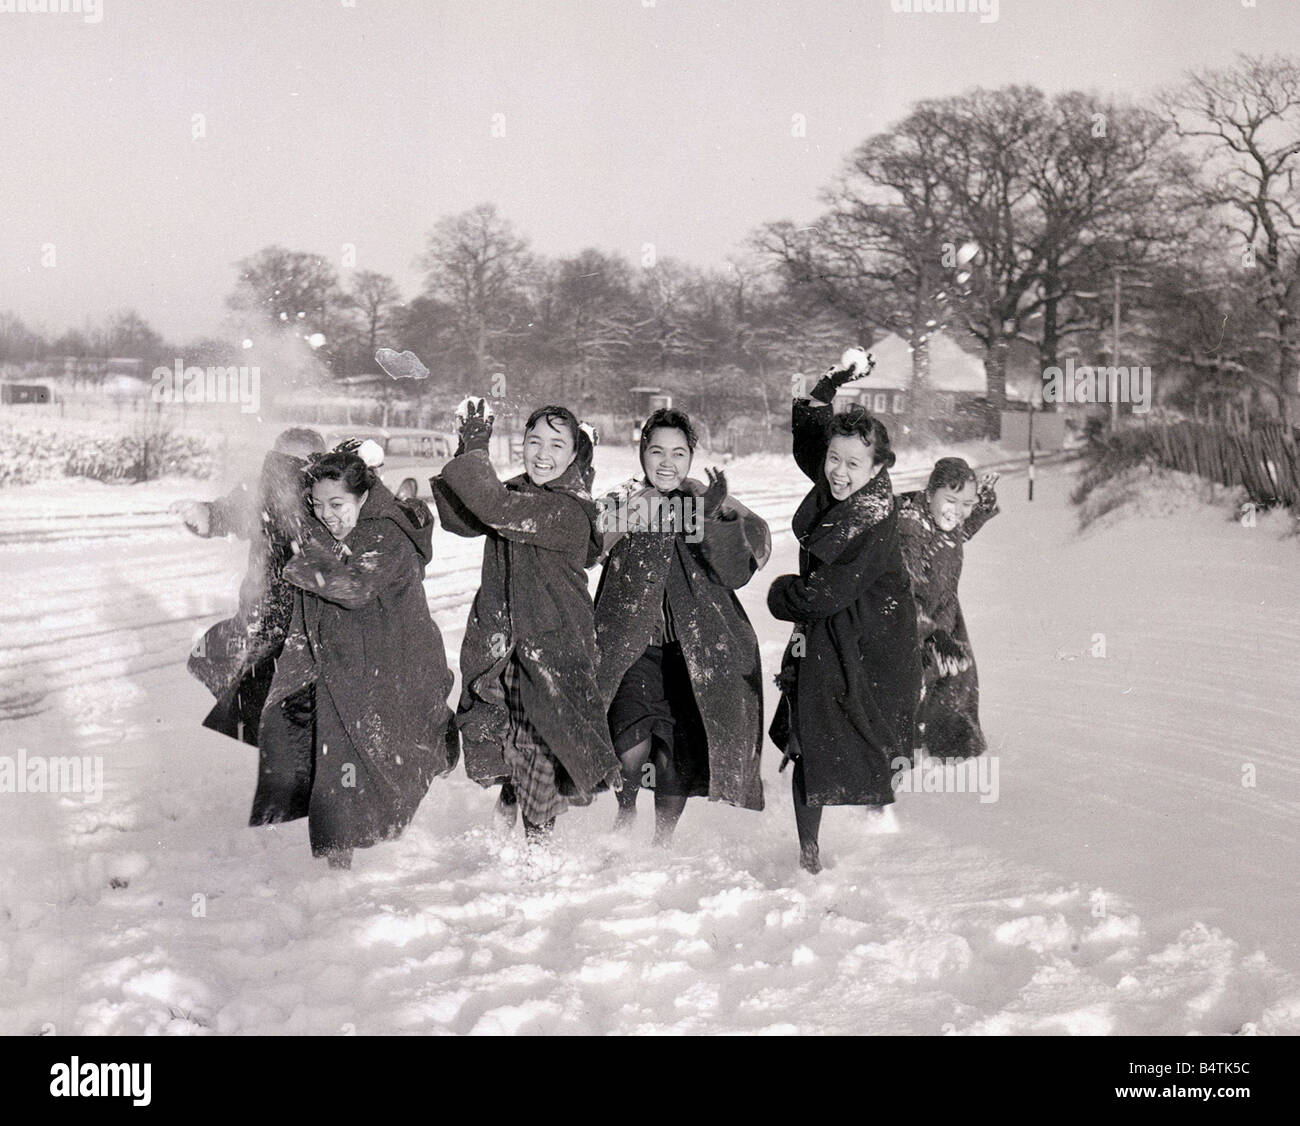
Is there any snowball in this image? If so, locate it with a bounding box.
[357,439,385,468]
[840,347,872,374]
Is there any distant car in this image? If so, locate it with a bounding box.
[314,426,453,500]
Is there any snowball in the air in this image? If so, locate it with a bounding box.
[307,333,326,349]
[241,338,253,349]
[357,439,385,468]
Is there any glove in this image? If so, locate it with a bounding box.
[809,349,874,404]
[977,471,999,507]
[455,397,493,456]
[700,467,728,517]
[926,631,970,677]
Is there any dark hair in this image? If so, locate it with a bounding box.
[524,405,581,446]
[826,406,896,469]
[927,457,976,494]
[274,427,325,455]
[640,408,698,454]
[303,451,377,497]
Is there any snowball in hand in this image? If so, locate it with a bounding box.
[455,395,495,423]
[840,347,872,374]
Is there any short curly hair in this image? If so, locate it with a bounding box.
[303,450,378,497]
[826,405,896,469]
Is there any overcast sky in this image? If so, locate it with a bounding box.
[1,0,1294,343]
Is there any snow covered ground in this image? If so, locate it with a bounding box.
[0,453,1296,1036]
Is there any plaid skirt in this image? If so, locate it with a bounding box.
[501,654,598,825]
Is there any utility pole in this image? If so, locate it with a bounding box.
[1111,270,1121,429]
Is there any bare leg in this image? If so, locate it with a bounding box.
[792,788,823,874]
[613,737,653,831]
[651,793,688,847]
[494,780,519,833]
[523,815,555,843]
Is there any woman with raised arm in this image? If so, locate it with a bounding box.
[594,408,771,845]
[432,400,620,846]
[255,446,458,869]
[897,458,1000,761]
[767,353,922,874]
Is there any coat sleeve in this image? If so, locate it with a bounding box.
[431,474,489,539]
[897,515,940,639]
[437,450,588,550]
[791,398,830,482]
[962,486,1000,541]
[767,523,894,623]
[204,482,258,540]
[690,501,771,591]
[281,522,418,610]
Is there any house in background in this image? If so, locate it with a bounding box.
[833,330,988,440]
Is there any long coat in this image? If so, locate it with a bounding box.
[593,479,771,811]
[187,450,308,742]
[255,482,458,856]
[896,485,998,760]
[431,450,619,795]
[767,399,921,807]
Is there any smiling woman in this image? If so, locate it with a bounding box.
[432,401,619,849]
[767,363,921,874]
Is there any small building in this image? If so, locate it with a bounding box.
[833,331,987,420]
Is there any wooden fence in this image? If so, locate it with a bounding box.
[1143,419,1299,507]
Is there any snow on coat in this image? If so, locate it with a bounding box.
[255,481,458,856]
[186,450,310,740]
[593,479,772,811]
[431,450,619,795]
[767,399,922,807]
[897,484,998,760]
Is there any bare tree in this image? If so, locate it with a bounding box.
[1163,53,1300,424]
[418,203,533,384]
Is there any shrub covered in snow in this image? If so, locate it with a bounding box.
[0,420,215,486]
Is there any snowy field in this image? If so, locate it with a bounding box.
[0,452,1297,1036]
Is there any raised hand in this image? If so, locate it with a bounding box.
[810,348,875,404]
[701,466,728,516]
[454,397,494,456]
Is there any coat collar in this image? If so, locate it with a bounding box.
[794,466,894,564]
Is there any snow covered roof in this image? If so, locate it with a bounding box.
[840,331,987,394]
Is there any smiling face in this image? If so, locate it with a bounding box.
[309,477,367,540]
[824,433,877,501]
[642,426,692,493]
[523,416,577,486]
[928,479,978,531]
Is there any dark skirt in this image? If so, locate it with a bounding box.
[608,642,709,798]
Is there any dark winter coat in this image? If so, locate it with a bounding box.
[767,399,922,806]
[593,479,771,811]
[255,481,458,855]
[187,450,309,742]
[896,485,998,760]
[431,450,619,794]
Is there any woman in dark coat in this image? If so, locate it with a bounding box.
[594,408,771,845]
[255,450,458,868]
[179,427,325,746]
[768,362,922,873]
[896,458,999,761]
[431,401,620,844]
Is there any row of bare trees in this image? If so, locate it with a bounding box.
[6,53,1296,435]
